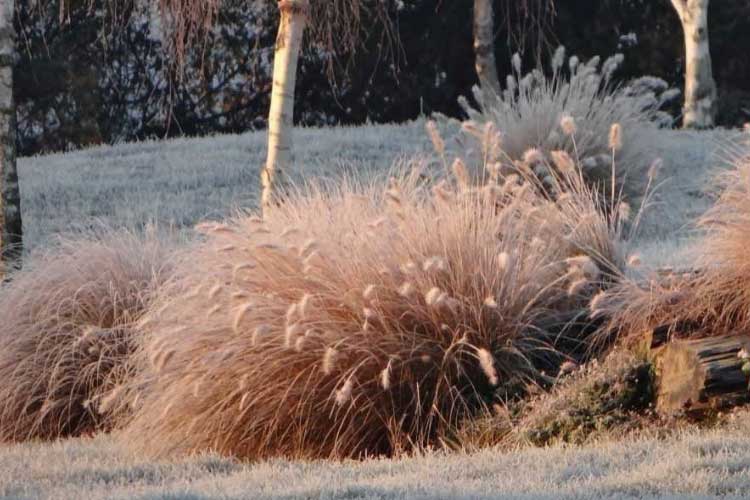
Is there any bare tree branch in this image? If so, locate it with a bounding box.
[670,0,687,20]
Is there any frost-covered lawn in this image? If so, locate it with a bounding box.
[18,123,429,251]
[3,416,750,500]
[8,123,749,499]
[18,122,741,266]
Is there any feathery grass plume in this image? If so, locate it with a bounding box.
[233,303,254,334]
[550,150,575,175]
[589,291,608,318]
[647,158,663,182]
[626,255,642,267]
[363,284,377,301]
[252,324,272,346]
[380,361,392,391]
[439,48,678,200]
[609,123,623,151]
[486,162,503,182]
[551,46,566,72]
[565,256,600,281]
[294,335,308,353]
[322,347,339,376]
[97,386,125,416]
[335,377,355,407]
[286,303,299,324]
[560,115,577,136]
[422,256,447,273]
[618,202,631,222]
[285,323,303,349]
[497,252,511,272]
[452,158,470,190]
[426,120,445,156]
[432,180,455,205]
[298,294,313,319]
[567,279,589,297]
[523,148,545,166]
[120,164,625,461]
[0,228,176,442]
[477,348,499,386]
[424,287,445,307]
[398,281,417,299]
[512,53,522,73]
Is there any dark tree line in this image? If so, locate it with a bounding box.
[13,0,750,156]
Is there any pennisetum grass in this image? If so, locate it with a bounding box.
[116,143,629,461]
[0,227,177,442]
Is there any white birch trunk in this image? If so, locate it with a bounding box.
[261,0,308,215]
[473,0,501,101]
[671,0,717,129]
[0,0,22,275]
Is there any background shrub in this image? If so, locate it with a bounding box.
[437,48,677,200]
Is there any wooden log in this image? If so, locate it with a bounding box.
[640,320,703,355]
[643,324,672,351]
[656,334,750,415]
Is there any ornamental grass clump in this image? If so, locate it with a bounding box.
[439,47,678,199]
[595,150,750,346]
[121,150,628,460]
[0,228,177,442]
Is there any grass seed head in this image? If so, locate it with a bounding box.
[426,120,445,155]
[477,348,499,386]
[609,123,623,151]
[335,377,354,406]
[560,115,577,136]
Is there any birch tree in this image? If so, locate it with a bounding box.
[0,0,23,276]
[134,0,396,215]
[670,0,717,128]
[473,0,501,99]
[261,0,306,212]
[472,0,553,102]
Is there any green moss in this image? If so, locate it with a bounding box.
[522,360,655,447]
[454,352,658,450]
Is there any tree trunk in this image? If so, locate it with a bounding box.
[261,0,308,215]
[670,0,717,129]
[0,0,22,277]
[656,335,750,415]
[473,0,501,103]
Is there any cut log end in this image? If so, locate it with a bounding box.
[656,335,750,415]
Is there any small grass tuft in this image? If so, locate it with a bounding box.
[0,228,177,442]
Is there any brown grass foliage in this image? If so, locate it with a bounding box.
[118,154,628,461]
[0,228,177,442]
[596,151,750,345]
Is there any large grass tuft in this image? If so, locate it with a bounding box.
[119,154,627,460]
[0,228,177,442]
